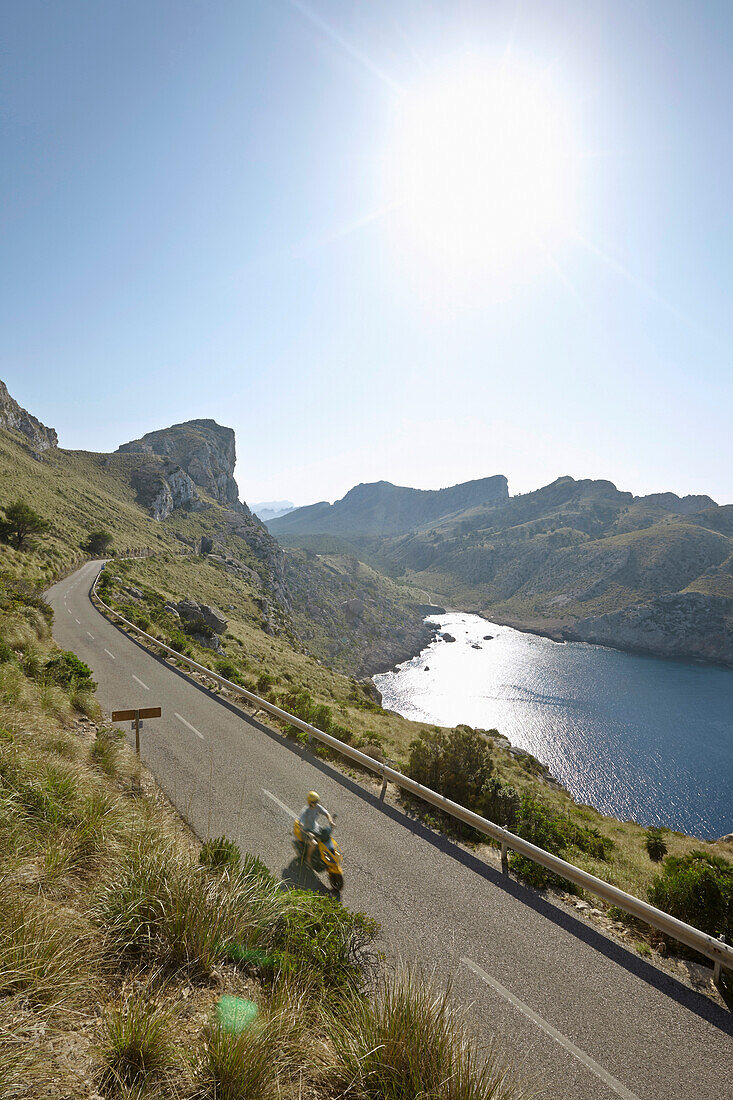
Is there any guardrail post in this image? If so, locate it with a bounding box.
[501,842,509,875]
[379,770,387,802]
[713,935,725,991]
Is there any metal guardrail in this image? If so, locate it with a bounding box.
[89,562,733,978]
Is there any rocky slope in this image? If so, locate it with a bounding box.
[0,379,57,453]
[272,474,733,666]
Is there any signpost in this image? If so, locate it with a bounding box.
[111,706,161,755]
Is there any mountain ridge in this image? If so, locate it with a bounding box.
[271,474,509,537]
[270,473,733,666]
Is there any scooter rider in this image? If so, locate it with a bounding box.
[298,791,334,868]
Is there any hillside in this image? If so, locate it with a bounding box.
[0,381,432,675]
[271,475,733,665]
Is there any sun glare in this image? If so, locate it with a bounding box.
[388,60,575,293]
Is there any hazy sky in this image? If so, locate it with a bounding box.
[3,1,731,506]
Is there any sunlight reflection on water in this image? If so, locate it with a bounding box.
[373,614,733,839]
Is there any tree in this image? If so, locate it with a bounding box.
[82,529,114,556]
[0,499,49,550]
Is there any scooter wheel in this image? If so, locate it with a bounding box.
[328,872,344,892]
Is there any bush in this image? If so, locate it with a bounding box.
[200,835,242,872]
[168,630,190,654]
[44,651,96,692]
[648,850,733,942]
[644,827,668,862]
[407,726,493,810]
[216,659,242,684]
[89,731,121,777]
[82,529,114,556]
[478,778,520,830]
[273,891,378,998]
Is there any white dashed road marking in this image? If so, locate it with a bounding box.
[104,649,116,660]
[86,632,94,639]
[461,958,640,1100]
[132,675,150,691]
[74,618,81,625]
[262,789,296,820]
[175,713,204,741]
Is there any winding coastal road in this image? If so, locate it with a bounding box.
[47,561,733,1100]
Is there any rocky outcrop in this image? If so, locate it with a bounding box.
[0,379,57,452]
[118,420,243,510]
[176,600,228,633]
[568,592,733,666]
[129,460,199,520]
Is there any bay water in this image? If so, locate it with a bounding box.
[373,613,733,839]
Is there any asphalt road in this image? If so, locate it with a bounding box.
[47,561,733,1100]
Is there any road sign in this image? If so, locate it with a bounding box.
[112,707,161,722]
[111,706,162,754]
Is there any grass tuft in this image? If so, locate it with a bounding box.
[99,992,175,1093]
[325,969,527,1100]
[0,889,94,1013]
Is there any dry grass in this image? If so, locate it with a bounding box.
[323,969,530,1100]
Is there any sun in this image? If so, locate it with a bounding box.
[387,59,575,293]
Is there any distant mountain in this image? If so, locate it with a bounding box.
[252,501,296,522]
[271,473,733,666]
[269,476,509,538]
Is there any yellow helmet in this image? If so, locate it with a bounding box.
[307,791,319,805]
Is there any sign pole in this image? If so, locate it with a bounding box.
[111,706,162,758]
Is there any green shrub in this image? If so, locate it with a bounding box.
[168,630,190,654]
[182,616,214,638]
[644,827,668,862]
[478,778,520,829]
[0,499,49,550]
[0,639,14,664]
[44,651,96,692]
[648,850,733,941]
[82,529,114,556]
[257,673,275,694]
[273,891,378,998]
[216,659,242,684]
[200,835,242,872]
[407,726,493,810]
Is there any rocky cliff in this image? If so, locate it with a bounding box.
[0,379,57,453]
[569,592,733,665]
[118,420,242,510]
[128,458,200,520]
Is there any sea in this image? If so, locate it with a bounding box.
[373,613,733,839]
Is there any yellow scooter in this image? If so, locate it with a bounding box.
[293,816,344,894]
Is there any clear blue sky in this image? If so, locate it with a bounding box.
[2,1,731,506]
